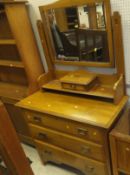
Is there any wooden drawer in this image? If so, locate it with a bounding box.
[25,111,104,144]
[35,140,107,175]
[29,124,105,162]
[117,140,130,173]
[61,82,87,91]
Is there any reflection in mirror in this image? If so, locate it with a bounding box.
[47,2,110,63]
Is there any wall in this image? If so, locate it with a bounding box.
[27,0,130,95]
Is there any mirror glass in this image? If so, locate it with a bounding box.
[47,2,110,63]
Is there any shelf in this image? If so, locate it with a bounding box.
[0,39,16,45]
[0,82,28,101]
[42,73,124,105]
[43,80,114,99]
[0,60,24,68]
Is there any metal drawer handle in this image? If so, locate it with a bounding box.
[70,84,76,90]
[33,116,41,122]
[86,166,94,172]
[81,146,91,154]
[38,133,47,140]
[44,150,52,155]
[77,128,88,136]
[126,147,130,152]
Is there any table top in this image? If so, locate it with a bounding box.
[16,91,128,129]
[60,70,97,85]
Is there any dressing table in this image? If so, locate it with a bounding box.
[17,0,128,175]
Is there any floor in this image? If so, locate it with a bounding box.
[22,144,83,175]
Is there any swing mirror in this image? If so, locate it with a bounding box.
[40,0,114,67]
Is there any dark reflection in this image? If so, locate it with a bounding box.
[48,3,110,62]
[77,29,109,61]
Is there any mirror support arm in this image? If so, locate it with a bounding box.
[112,12,126,94]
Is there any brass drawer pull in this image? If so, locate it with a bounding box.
[70,84,76,90]
[44,150,52,155]
[126,147,130,152]
[77,128,88,136]
[81,146,91,154]
[38,133,47,140]
[33,116,41,123]
[86,165,94,172]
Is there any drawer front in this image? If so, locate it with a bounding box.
[117,140,130,172]
[29,124,105,162]
[35,140,107,175]
[62,83,86,91]
[25,111,104,144]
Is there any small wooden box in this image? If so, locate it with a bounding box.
[60,70,98,91]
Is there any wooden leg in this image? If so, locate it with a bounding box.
[109,134,119,175]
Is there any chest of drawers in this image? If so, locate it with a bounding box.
[25,110,107,175]
[110,107,130,175]
[16,91,128,175]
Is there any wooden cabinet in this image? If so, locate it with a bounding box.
[17,91,128,175]
[0,1,44,144]
[110,108,130,175]
[117,141,130,173]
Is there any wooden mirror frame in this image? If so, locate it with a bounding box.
[39,0,114,68]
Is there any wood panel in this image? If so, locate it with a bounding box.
[0,67,27,85]
[117,141,130,172]
[0,83,27,101]
[5,103,30,136]
[0,60,24,68]
[37,20,54,72]
[112,12,125,78]
[0,45,20,61]
[0,39,16,44]
[0,8,13,39]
